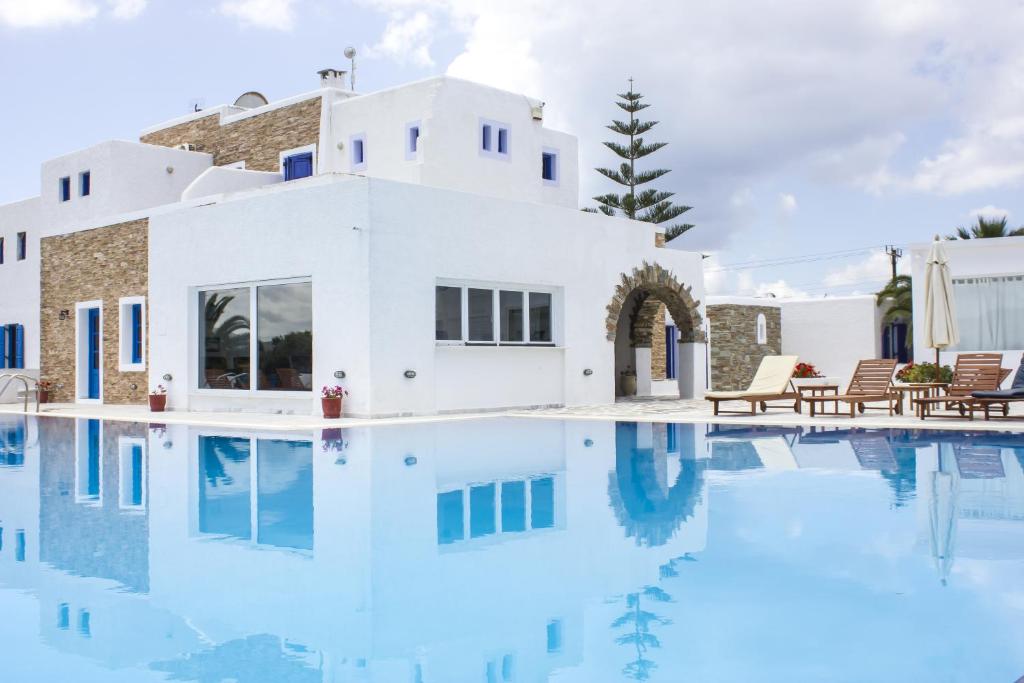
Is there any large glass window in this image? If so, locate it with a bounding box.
[257,283,312,391]
[435,286,462,340]
[952,274,1024,351]
[200,281,312,392]
[500,290,524,342]
[468,288,494,342]
[200,288,251,389]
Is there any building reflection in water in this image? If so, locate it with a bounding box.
[1,415,1023,680]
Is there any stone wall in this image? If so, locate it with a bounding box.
[707,304,782,390]
[40,219,148,404]
[140,97,322,172]
[651,305,667,381]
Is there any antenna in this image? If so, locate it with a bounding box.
[188,97,206,113]
[344,46,357,90]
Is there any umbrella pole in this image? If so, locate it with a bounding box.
[935,347,940,382]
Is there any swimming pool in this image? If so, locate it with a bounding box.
[0,415,1022,682]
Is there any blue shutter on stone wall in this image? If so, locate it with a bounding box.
[284,152,313,181]
[131,304,142,364]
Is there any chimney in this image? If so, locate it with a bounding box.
[318,68,348,90]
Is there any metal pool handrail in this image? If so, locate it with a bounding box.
[0,373,40,413]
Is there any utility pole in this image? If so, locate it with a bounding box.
[885,245,903,280]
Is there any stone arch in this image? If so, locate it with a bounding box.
[605,261,705,348]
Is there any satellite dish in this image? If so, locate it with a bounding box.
[233,91,269,109]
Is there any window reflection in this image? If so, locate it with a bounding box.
[199,436,252,540]
[468,288,494,342]
[500,290,524,342]
[257,439,313,550]
[437,490,464,544]
[257,283,312,391]
[200,288,251,389]
[435,286,462,340]
[529,292,552,342]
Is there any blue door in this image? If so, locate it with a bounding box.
[283,152,313,181]
[665,324,678,380]
[87,308,100,399]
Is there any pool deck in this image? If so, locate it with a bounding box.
[2,397,1023,432]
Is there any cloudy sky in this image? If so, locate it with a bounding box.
[3,0,1023,296]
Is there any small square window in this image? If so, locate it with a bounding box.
[350,134,366,170]
[542,150,558,184]
[80,170,91,197]
[16,232,26,261]
[59,177,71,202]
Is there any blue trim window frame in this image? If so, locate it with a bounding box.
[542,147,559,185]
[405,121,421,160]
[279,145,316,182]
[59,176,71,202]
[118,296,145,372]
[350,134,366,171]
[79,170,91,197]
[479,118,510,160]
[16,232,26,261]
[118,436,147,510]
[1,324,25,369]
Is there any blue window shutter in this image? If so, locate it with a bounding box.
[131,304,142,364]
[14,324,24,369]
[0,326,6,369]
[284,152,313,180]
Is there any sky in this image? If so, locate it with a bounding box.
[2,0,1024,297]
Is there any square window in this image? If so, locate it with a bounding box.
[435,286,462,341]
[499,290,524,342]
[16,232,26,261]
[283,152,313,181]
[542,151,558,183]
[59,176,71,202]
[80,170,91,196]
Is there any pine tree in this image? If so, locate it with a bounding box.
[592,80,694,241]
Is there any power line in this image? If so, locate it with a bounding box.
[705,245,886,273]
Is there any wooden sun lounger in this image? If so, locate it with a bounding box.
[912,353,1003,420]
[705,355,800,416]
[802,358,897,418]
[966,354,1024,420]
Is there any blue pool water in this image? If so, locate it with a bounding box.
[1,416,1023,682]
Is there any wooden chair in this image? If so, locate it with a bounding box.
[802,359,898,417]
[912,353,1003,419]
[967,354,1024,420]
[705,356,800,416]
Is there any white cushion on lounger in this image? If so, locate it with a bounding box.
[706,355,799,400]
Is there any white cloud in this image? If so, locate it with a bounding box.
[219,0,295,30]
[778,193,798,215]
[752,279,807,299]
[108,0,145,19]
[968,205,1010,221]
[822,250,907,290]
[0,0,98,27]
[366,10,436,67]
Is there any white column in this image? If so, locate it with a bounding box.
[677,342,707,399]
[635,347,653,396]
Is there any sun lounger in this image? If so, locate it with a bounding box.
[912,353,1003,420]
[705,355,800,416]
[802,358,898,417]
[967,354,1024,419]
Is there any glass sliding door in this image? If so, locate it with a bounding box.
[257,283,312,391]
[200,288,251,389]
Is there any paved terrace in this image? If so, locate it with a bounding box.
[1,397,1022,432]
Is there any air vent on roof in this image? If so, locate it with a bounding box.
[234,91,269,109]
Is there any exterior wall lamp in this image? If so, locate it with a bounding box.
[404,455,417,466]
[334,370,346,379]
[583,368,593,376]
[404,370,416,379]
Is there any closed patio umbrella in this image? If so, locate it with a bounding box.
[928,444,959,586]
[923,236,959,381]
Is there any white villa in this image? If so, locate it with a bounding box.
[0,71,707,417]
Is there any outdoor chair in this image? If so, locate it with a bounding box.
[705,355,800,416]
[967,354,1024,420]
[802,358,898,418]
[912,353,1003,420]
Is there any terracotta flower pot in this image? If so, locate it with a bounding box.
[38,390,49,404]
[149,394,167,412]
[322,397,343,419]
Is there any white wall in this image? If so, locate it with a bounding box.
[779,295,881,382]
[320,77,580,210]
[910,236,1024,378]
[0,197,42,393]
[39,140,211,236]
[147,175,705,416]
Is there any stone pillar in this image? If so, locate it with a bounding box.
[677,342,707,399]
[635,347,653,397]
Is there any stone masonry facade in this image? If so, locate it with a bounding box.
[40,219,149,404]
[707,304,782,391]
[140,96,322,172]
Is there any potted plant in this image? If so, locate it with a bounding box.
[791,362,827,388]
[37,380,52,404]
[620,366,637,397]
[321,385,349,419]
[149,385,167,412]
[895,362,952,384]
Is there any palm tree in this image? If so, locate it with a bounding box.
[877,275,912,349]
[948,216,1024,240]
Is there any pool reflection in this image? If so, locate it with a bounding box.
[0,415,1022,681]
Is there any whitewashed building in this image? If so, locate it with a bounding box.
[0,72,707,416]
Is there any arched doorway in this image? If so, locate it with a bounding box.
[605,262,705,399]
